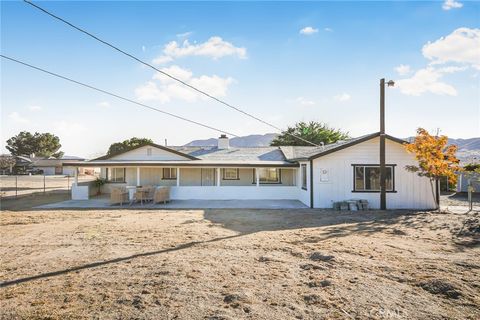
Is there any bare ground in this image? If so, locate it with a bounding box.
[0,204,479,319]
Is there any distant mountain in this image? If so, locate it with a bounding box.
[185,133,278,147]
[405,137,480,164]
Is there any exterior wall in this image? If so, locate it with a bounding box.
[180,168,202,186]
[43,167,56,175]
[220,168,254,186]
[63,167,76,176]
[457,172,480,192]
[312,137,436,209]
[170,186,299,200]
[109,145,189,161]
[297,161,311,207]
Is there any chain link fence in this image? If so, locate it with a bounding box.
[0,175,97,199]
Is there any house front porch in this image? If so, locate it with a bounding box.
[36,197,308,209]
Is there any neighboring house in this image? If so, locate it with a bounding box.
[66,133,436,209]
[457,172,480,192]
[31,156,87,175]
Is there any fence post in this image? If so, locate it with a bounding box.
[15,175,18,198]
[43,174,46,194]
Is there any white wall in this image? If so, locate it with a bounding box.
[312,137,436,209]
[297,161,311,207]
[109,145,189,161]
[170,186,299,200]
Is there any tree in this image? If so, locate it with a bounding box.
[0,155,16,172]
[107,137,154,155]
[404,128,461,209]
[6,131,63,158]
[270,121,349,146]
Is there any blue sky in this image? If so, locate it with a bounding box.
[1,0,479,157]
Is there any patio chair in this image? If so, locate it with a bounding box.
[153,187,170,204]
[110,187,128,206]
[145,186,155,203]
[134,188,147,205]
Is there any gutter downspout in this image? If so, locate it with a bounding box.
[310,159,314,208]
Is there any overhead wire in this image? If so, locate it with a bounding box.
[1,54,240,137]
[23,0,320,147]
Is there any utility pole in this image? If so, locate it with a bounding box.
[380,79,387,210]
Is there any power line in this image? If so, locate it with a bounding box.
[0,55,239,137]
[23,0,320,147]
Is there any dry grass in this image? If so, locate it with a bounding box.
[1,203,479,319]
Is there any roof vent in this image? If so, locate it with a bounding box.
[218,134,230,149]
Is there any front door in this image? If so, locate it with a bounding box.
[201,168,215,186]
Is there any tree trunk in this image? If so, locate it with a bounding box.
[429,178,439,210]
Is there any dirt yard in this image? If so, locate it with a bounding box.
[1,204,479,319]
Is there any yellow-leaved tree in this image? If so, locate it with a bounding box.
[404,128,461,209]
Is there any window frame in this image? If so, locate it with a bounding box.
[162,167,177,180]
[352,164,396,193]
[106,167,126,183]
[222,168,239,180]
[253,168,282,184]
[301,164,307,190]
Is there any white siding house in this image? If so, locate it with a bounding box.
[66,133,436,209]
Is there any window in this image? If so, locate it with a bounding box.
[301,164,307,190]
[162,168,177,180]
[147,148,152,156]
[255,168,281,184]
[353,165,395,192]
[107,168,125,182]
[223,168,239,180]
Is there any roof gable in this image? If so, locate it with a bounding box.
[94,143,198,161]
[308,132,407,160]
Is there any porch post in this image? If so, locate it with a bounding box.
[136,167,140,186]
[256,168,260,187]
[216,168,221,187]
[74,167,78,186]
[176,168,180,186]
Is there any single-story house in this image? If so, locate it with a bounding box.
[65,133,436,209]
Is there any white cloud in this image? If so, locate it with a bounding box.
[295,97,315,106]
[395,67,457,96]
[442,0,463,10]
[97,101,110,108]
[395,64,412,76]
[136,65,234,103]
[422,28,480,69]
[324,27,333,32]
[299,27,319,35]
[176,31,193,38]
[155,36,246,63]
[333,93,351,102]
[152,55,173,65]
[8,112,29,124]
[28,105,42,111]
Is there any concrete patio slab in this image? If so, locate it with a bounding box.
[36,198,309,210]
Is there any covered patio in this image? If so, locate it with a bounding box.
[36,197,308,209]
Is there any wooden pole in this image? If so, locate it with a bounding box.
[380,79,387,210]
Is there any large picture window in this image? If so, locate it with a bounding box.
[353,165,395,192]
[255,168,281,184]
[162,168,177,180]
[107,168,125,183]
[223,168,239,180]
[301,164,307,190]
